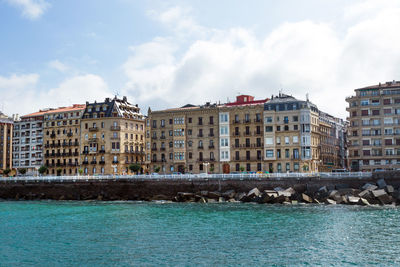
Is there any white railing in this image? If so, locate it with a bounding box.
[0,172,372,182]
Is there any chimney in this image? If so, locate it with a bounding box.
[105,98,110,103]
[123,96,127,102]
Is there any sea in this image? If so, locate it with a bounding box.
[0,201,399,266]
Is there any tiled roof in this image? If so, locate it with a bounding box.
[22,104,86,118]
[357,81,400,90]
[224,99,268,106]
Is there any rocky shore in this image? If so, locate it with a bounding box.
[171,178,400,206]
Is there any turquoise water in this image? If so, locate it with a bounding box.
[1,202,400,266]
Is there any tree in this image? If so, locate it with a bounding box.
[154,166,161,173]
[18,168,27,175]
[3,169,11,177]
[239,166,245,172]
[56,168,62,176]
[209,166,215,173]
[129,163,141,174]
[302,164,309,172]
[38,166,47,176]
[78,168,84,176]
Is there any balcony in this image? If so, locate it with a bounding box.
[82,161,89,165]
[160,147,166,151]
[73,152,79,156]
[254,131,263,136]
[244,132,252,136]
[67,132,73,137]
[208,145,215,149]
[198,146,204,149]
[208,133,214,137]
[89,127,98,132]
[68,162,78,167]
[112,160,119,164]
[160,136,166,139]
[62,142,69,147]
[82,151,89,154]
[99,149,105,153]
[91,161,97,164]
[197,134,204,137]
[244,119,251,124]
[232,120,241,124]
[233,132,240,137]
[50,133,56,138]
[254,118,262,123]
[99,160,105,164]
[110,125,121,131]
[110,136,120,140]
[151,136,157,140]
[89,138,98,142]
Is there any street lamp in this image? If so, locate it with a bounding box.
[203,162,210,175]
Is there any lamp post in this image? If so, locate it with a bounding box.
[203,162,210,175]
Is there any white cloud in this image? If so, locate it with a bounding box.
[48,60,69,72]
[122,3,400,118]
[6,0,49,20]
[0,73,112,116]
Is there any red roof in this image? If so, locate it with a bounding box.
[225,95,268,106]
[21,104,86,118]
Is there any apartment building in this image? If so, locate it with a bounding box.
[43,104,86,175]
[80,96,145,175]
[263,93,346,173]
[148,102,220,174]
[12,111,46,175]
[346,80,400,171]
[148,95,268,174]
[221,95,267,173]
[0,112,13,173]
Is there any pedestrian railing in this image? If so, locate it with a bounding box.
[0,172,372,183]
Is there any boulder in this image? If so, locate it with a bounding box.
[328,190,339,198]
[222,190,236,199]
[386,185,394,194]
[291,200,298,205]
[284,187,296,195]
[302,193,313,203]
[218,197,226,202]
[361,183,378,191]
[228,198,238,203]
[358,190,371,198]
[318,186,328,193]
[208,191,221,199]
[348,196,361,204]
[199,197,207,203]
[372,189,386,198]
[360,198,370,206]
[325,199,336,205]
[377,179,387,189]
[272,194,286,204]
[247,188,261,198]
[335,184,350,190]
[236,192,249,202]
[255,192,273,204]
[207,198,217,203]
[274,187,285,192]
[372,189,392,204]
[200,191,209,197]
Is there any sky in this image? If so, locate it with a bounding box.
[1,0,400,119]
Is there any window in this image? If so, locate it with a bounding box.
[265,126,273,132]
[220,113,228,122]
[220,138,229,147]
[220,126,228,135]
[266,150,274,158]
[276,137,281,144]
[293,136,298,143]
[285,136,290,144]
[265,137,273,145]
[265,116,273,123]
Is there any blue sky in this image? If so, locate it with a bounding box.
[1,0,400,118]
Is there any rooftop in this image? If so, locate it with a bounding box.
[356,80,400,90]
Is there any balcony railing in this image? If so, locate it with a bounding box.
[110,126,121,131]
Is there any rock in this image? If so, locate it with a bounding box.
[377,179,387,189]
[372,189,386,198]
[97,195,103,201]
[291,200,298,205]
[272,194,286,204]
[328,190,339,198]
[255,192,272,204]
[361,183,377,191]
[200,191,209,197]
[151,194,169,201]
[222,190,236,199]
[337,188,355,196]
[228,198,238,203]
[348,196,360,204]
[274,187,284,192]
[359,190,371,198]
[277,190,292,197]
[341,196,348,204]
[208,191,221,199]
[302,193,313,203]
[335,184,350,190]
[284,187,296,195]
[326,199,336,205]
[318,186,328,193]
[283,201,291,205]
[386,185,394,194]
[207,198,217,203]
[236,192,249,202]
[218,197,226,202]
[198,197,207,203]
[360,198,370,206]
[247,188,261,198]
[59,195,65,200]
[314,199,321,204]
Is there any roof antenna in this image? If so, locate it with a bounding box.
[306,93,309,102]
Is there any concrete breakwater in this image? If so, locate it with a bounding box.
[0,172,400,205]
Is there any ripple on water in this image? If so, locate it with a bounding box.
[0,201,400,266]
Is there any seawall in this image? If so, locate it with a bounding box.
[1,172,399,201]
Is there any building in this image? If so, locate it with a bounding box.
[43,104,86,175]
[12,111,46,175]
[147,95,268,174]
[220,95,268,173]
[80,96,145,175]
[263,93,347,173]
[0,112,13,173]
[346,80,400,171]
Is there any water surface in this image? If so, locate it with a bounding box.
[0,201,399,266]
